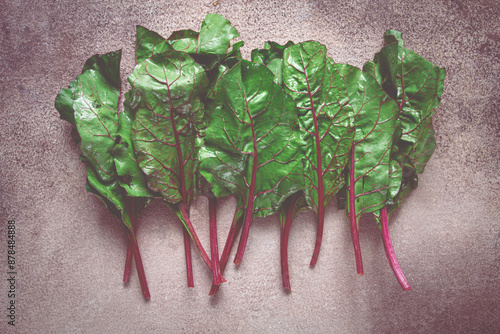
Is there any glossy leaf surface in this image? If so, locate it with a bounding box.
[56,51,153,219]
[72,52,121,184]
[364,30,445,146]
[55,51,152,298]
[168,13,238,54]
[135,25,173,64]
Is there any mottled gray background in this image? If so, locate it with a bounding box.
[1,0,499,333]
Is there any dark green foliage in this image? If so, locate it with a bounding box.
[56,17,445,296]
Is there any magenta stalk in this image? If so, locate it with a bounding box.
[380,205,411,291]
[209,196,225,287]
[183,229,194,287]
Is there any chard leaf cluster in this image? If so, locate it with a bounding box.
[55,14,445,297]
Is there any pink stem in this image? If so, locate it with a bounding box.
[123,199,137,283]
[123,240,133,283]
[302,64,324,268]
[183,228,194,288]
[209,196,226,287]
[281,193,299,290]
[349,146,364,275]
[234,96,259,265]
[309,205,324,267]
[209,205,243,295]
[179,203,213,270]
[380,206,411,291]
[309,116,324,267]
[128,230,151,299]
[233,196,255,265]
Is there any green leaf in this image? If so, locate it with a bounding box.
[200,60,305,218]
[72,51,122,184]
[54,49,132,228]
[252,41,295,64]
[206,55,242,100]
[251,41,294,85]
[85,165,132,228]
[167,13,240,70]
[335,63,400,218]
[54,80,78,125]
[135,25,173,64]
[385,116,434,216]
[335,62,399,274]
[130,49,209,206]
[113,92,154,198]
[168,13,239,55]
[402,116,436,175]
[200,59,305,263]
[55,50,152,229]
[363,30,445,212]
[280,41,355,265]
[282,41,354,214]
[364,29,445,165]
[364,30,445,143]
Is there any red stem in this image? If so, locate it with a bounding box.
[234,102,259,265]
[183,228,194,287]
[123,240,133,283]
[123,199,137,283]
[281,193,299,290]
[123,198,150,299]
[179,203,213,270]
[209,196,225,287]
[349,146,364,275]
[209,205,243,295]
[380,206,411,291]
[128,230,151,299]
[308,97,324,268]
[166,77,204,285]
[234,195,255,265]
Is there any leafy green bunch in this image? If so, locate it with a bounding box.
[55,14,445,298]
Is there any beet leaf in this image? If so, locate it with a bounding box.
[132,18,241,287]
[56,18,447,295]
[133,24,199,286]
[252,41,308,287]
[129,49,220,284]
[363,30,446,290]
[135,26,173,64]
[335,62,400,275]
[167,13,241,71]
[55,51,153,299]
[251,41,295,86]
[199,60,305,265]
[252,41,354,285]
[365,30,446,213]
[281,42,354,266]
[116,92,156,284]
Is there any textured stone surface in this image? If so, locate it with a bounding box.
[0,0,499,333]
